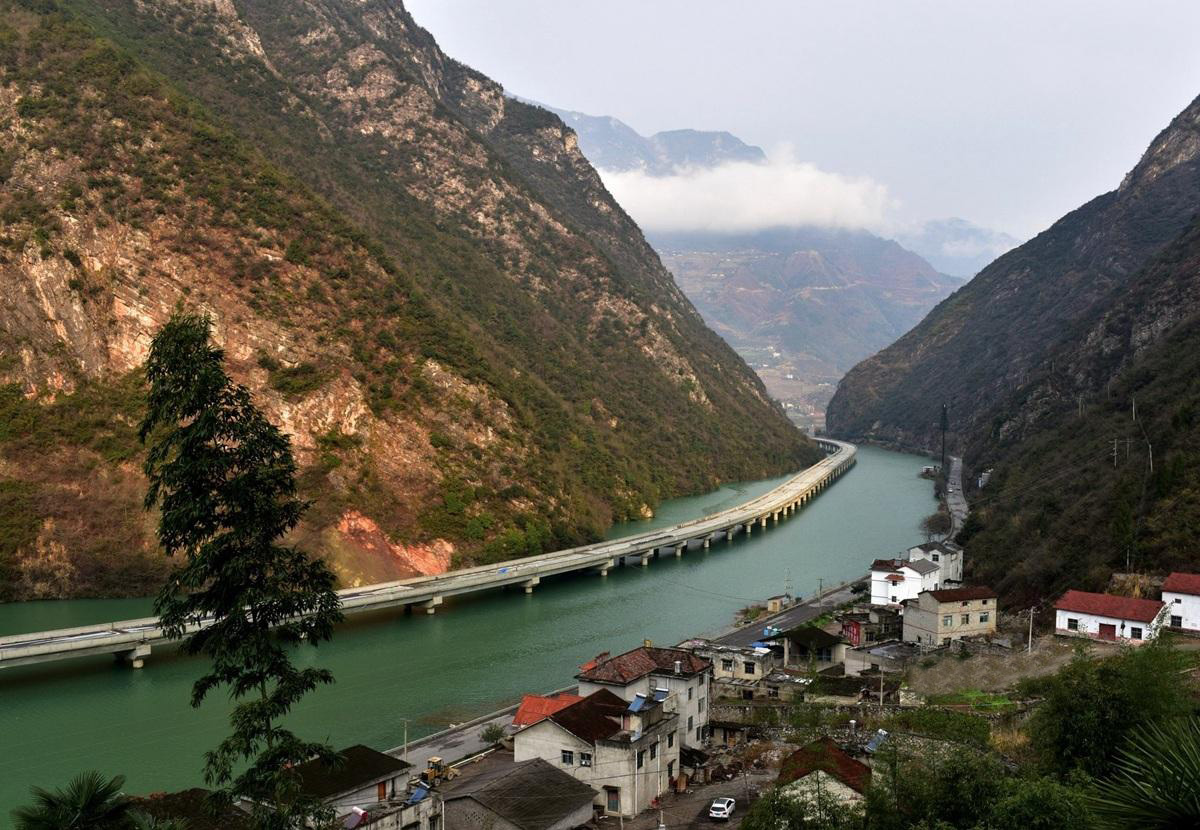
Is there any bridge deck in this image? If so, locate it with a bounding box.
[0,439,855,669]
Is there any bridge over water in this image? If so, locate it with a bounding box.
[0,439,855,669]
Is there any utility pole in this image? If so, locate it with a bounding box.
[399,718,411,761]
[1113,439,1118,469]
[1027,607,1035,654]
[817,577,824,606]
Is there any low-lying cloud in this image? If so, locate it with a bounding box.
[598,149,892,234]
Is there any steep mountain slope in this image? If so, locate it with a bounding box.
[827,93,1200,451]
[541,105,766,174]
[0,1,814,599]
[654,229,962,426]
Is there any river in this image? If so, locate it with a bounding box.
[0,445,932,814]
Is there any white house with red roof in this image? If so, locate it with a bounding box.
[870,558,941,607]
[1054,590,1168,643]
[1162,572,1200,633]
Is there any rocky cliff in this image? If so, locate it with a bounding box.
[0,0,814,599]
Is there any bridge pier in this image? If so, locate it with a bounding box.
[522,576,540,594]
[674,543,685,558]
[639,551,652,567]
[744,522,753,536]
[726,527,735,542]
[116,643,151,669]
[760,516,768,529]
[596,558,614,577]
[419,596,443,615]
[703,536,711,549]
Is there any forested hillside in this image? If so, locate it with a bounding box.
[0,0,814,599]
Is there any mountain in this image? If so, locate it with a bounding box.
[0,0,815,599]
[540,105,767,175]
[896,218,1021,278]
[828,93,1200,601]
[653,229,963,428]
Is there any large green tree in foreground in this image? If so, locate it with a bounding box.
[11,771,132,830]
[141,314,342,829]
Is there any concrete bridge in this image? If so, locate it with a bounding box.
[0,439,855,670]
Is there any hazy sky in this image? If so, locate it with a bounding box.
[405,1,1200,239]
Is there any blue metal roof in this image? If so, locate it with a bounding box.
[406,785,429,805]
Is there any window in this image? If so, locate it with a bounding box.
[1174,597,1182,603]
[983,599,989,605]
[637,750,645,769]
[668,732,674,748]
[580,752,592,767]
[650,742,658,760]
[688,686,694,701]
[696,726,703,742]
[721,659,734,671]
[942,615,952,627]
[932,553,940,562]
[1130,627,1143,640]
[741,689,753,700]
[561,750,573,765]
[1067,618,1079,631]
[699,696,706,712]
[961,601,969,607]
[668,761,675,780]
[891,595,898,603]
[744,661,756,674]
[979,612,990,623]
[688,716,694,732]
[961,613,970,625]
[1172,615,1183,628]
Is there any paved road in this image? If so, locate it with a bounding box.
[945,456,968,539]
[715,580,862,648]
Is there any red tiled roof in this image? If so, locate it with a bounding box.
[778,738,871,794]
[511,693,584,728]
[927,586,996,603]
[1054,590,1165,623]
[1163,572,1200,596]
[576,646,710,685]
[545,689,628,743]
[871,559,902,573]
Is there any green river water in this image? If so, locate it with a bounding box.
[0,445,932,814]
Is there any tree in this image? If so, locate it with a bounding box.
[1090,717,1200,828]
[129,812,191,830]
[988,777,1091,830]
[1027,642,1192,777]
[141,314,343,829]
[740,785,863,830]
[480,722,507,745]
[11,771,132,830]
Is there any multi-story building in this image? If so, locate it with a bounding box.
[907,541,964,583]
[512,688,679,818]
[1162,572,1200,632]
[576,645,712,747]
[870,558,941,606]
[902,587,998,646]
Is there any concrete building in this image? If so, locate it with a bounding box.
[907,541,964,583]
[902,587,998,646]
[769,625,848,671]
[443,758,595,830]
[870,558,941,606]
[1054,590,1168,643]
[843,640,920,677]
[291,745,440,830]
[512,688,679,819]
[777,739,871,807]
[576,645,711,747]
[683,640,776,702]
[1162,572,1200,633]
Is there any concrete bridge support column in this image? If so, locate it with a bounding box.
[419,596,443,615]
[639,552,652,567]
[596,559,614,577]
[726,528,735,542]
[675,544,685,558]
[117,643,151,669]
[744,522,753,536]
[703,536,711,549]
[523,576,540,594]
[760,516,768,529]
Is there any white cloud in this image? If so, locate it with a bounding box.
[598,147,894,234]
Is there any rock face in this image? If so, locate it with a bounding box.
[827,93,1200,452]
[654,228,961,427]
[0,1,814,599]
[826,92,1200,602]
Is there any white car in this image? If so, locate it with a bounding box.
[708,797,736,821]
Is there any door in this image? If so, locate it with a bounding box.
[605,787,620,814]
[1099,623,1117,641]
[377,780,387,801]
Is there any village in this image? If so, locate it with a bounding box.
[130,510,1200,829]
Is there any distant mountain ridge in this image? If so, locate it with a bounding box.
[536,103,767,175]
[896,218,1021,278]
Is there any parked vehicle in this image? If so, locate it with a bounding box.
[709,797,736,821]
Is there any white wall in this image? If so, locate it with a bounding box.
[579,670,711,748]
[870,568,922,606]
[1054,608,1164,642]
[1163,592,1200,631]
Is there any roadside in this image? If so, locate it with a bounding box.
[945,455,968,539]
[714,580,861,648]
[622,770,775,829]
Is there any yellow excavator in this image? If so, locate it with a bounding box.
[422,756,459,786]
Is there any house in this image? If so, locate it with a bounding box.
[512,688,679,818]
[777,738,871,806]
[1162,572,1200,633]
[133,789,251,830]
[291,745,439,830]
[870,558,941,606]
[902,587,998,646]
[843,640,920,677]
[907,541,964,583]
[768,625,849,670]
[1054,590,1169,643]
[683,640,776,701]
[443,757,596,830]
[840,606,901,647]
[511,693,584,729]
[576,644,712,747]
